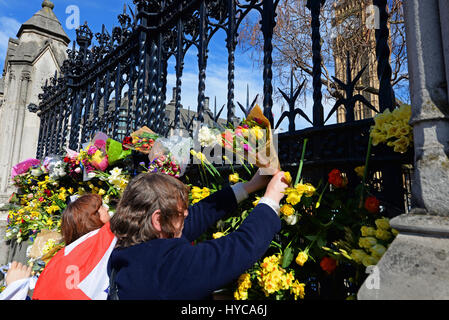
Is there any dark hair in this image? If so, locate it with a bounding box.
[61,193,104,245]
[110,172,189,248]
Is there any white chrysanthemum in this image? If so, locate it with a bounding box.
[198,126,219,148]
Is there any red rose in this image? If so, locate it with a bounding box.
[44,189,51,197]
[328,169,347,188]
[364,196,380,214]
[39,197,44,202]
[63,157,70,163]
[320,256,337,274]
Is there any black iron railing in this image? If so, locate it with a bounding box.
[32,0,412,215]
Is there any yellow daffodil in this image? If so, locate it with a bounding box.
[285,188,302,205]
[283,172,292,185]
[212,232,225,239]
[290,280,305,300]
[58,192,67,201]
[228,173,239,184]
[280,204,295,216]
[46,205,61,215]
[252,196,261,207]
[46,218,54,227]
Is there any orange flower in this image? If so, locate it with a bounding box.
[364,196,380,214]
[328,169,347,188]
[320,257,337,274]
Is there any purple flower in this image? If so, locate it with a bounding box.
[243,144,251,152]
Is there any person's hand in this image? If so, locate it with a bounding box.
[243,168,281,194]
[5,261,32,286]
[263,171,289,204]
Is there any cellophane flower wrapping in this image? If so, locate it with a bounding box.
[80,132,110,180]
[11,159,41,179]
[221,104,280,175]
[43,155,67,180]
[148,134,192,177]
[106,138,132,165]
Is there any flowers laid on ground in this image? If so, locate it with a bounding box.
[370,104,413,153]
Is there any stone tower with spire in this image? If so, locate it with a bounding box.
[332,0,380,123]
[0,0,70,203]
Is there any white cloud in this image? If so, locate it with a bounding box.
[0,16,21,71]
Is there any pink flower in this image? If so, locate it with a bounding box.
[235,128,243,137]
[92,157,109,172]
[94,139,106,150]
[88,145,98,156]
[243,144,251,152]
[11,158,41,179]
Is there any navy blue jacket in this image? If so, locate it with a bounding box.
[107,186,281,300]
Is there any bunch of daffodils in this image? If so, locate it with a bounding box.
[350,217,398,267]
[370,104,413,153]
[284,183,316,206]
[254,254,305,300]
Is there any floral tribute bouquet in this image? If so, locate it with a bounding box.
[220,104,280,175]
[122,126,159,154]
[11,159,41,180]
[6,172,72,244]
[147,154,181,178]
[147,134,192,178]
[78,132,110,178]
[370,104,412,153]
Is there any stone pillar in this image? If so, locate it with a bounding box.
[358,0,449,299]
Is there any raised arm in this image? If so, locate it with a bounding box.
[170,171,289,299]
[182,169,277,242]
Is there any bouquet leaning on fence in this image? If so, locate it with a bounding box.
[122,126,159,154]
[220,104,280,175]
[147,133,193,178]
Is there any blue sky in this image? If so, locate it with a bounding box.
[0,0,332,132]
